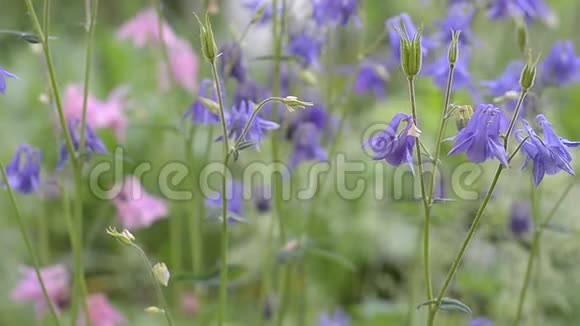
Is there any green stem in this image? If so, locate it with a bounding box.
[406,77,433,304]
[210,61,230,326]
[0,162,61,326]
[79,0,98,152]
[186,127,203,277]
[153,0,175,89]
[233,97,287,149]
[38,199,50,264]
[131,244,175,326]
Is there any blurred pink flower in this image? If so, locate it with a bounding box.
[11,264,70,318]
[79,293,126,326]
[180,292,200,316]
[116,7,178,48]
[63,84,129,141]
[158,37,199,93]
[113,176,168,230]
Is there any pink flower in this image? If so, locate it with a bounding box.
[116,7,178,48]
[112,176,168,230]
[63,84,129,141]
[158,37,199,93]
[11,264,70,318]
[79,293,126,326]
[180,292,200,316]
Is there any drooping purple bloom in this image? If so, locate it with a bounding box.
[481,61,524,97]
[354,61,389,98]
[243,0,276,24]
[311,0,360,27]
[447,104,509,166]
[0,65,17,94]
[435,2,477,45]
[487,0,554,23]
[510,200,532,236]
[317,308,351,326]
[469,317,493,326]
[424,49,474,93]
[540,41,580,86]
[286,103,330,140]
[57,120,108,169]
[4,145,42,194]
[205,180,245,222]
[253,185,271,214]
[288,31,323,68]
[385,13,435,62]
[234,79,261,108]
[364,112,416,172]
[290,123,328,168]
[516,114,580,186]
[183,79,220,125]
[219,42,247,82]
[220,101,280,146]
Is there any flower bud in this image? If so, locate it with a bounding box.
[197,96,220,115]
[144,306,165,314]
[106,227,135,246]
[282,96,314,112]
[250,3,268,24]
[515,16,527,54]
[448,30,461,65]
[396,22,423,77]
[194,12,218,63]
[455,105,473,131]
[520,50,540,91]
[152,262,170,287]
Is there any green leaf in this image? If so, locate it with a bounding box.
[304,247,356,271]
[416,297,472,315]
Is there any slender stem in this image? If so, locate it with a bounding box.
[38,199,50,264]
[0,162,61,326]
[406,77,433,305]
[210,61,230,326]
[233,97,287,149]
[540,182,574,228]
[153,0,175,88]
[186,127,203,276]
[79,0,98,152]
[428,90,528,325]
[131,244,174,326]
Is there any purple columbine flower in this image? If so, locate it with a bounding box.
[510,200,532,236]
[424,49,475,93]
[288,31,323,68]
[57,120,108,169]
[205,180,245,222]
[435,2,477,45]
[447,104,509,166]
[290,123,328,168]
[540,41,580,86]
[364,112,416,172]
[220,101,280,145]
[487,0,554,23]
[385,13,435,62]
[516,114,580,186]
[469,317,493,326]
[482,61,524,97]
[354,61,389,98]
[4,145,42,194]
[317,308,351,326]
[183,79,220,125]
[220,42,247,82]
[253,185,272,214]
[311,0,361,27]
[287,103,330,140]
[234,79,261,108]
[0,65,17,94]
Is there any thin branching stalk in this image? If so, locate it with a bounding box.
[79,0,99,152]
[0,162,61,326]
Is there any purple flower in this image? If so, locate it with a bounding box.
[234,79,261,108]
[311,0,360,27]
[385,13,434,62]
[354,61,389,97]
[364,112,416,172]
[516,114,580,186]
[540,41,580,86]
[205,180,245,222]
[317,308,350,326]
[510,200,532,236]
[290,123,328,168]
[481,61,524,97]
[253,185,271,213]
[287,103,332,141]
[183,79,220,125]
[4,145,42,194]
[487,0,554,23]
[57,120,108,169]
[435,2,477,45]
[220,42,247,82]
[469,317,493,326]
[221,101,280,146]
[424,49,474,93]
[0,65,17,94]
[288,31,323,68]
[447,104,509,166]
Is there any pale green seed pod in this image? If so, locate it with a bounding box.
[448,30,461,65]
[520,51,540,91]
[455,105,473,131]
